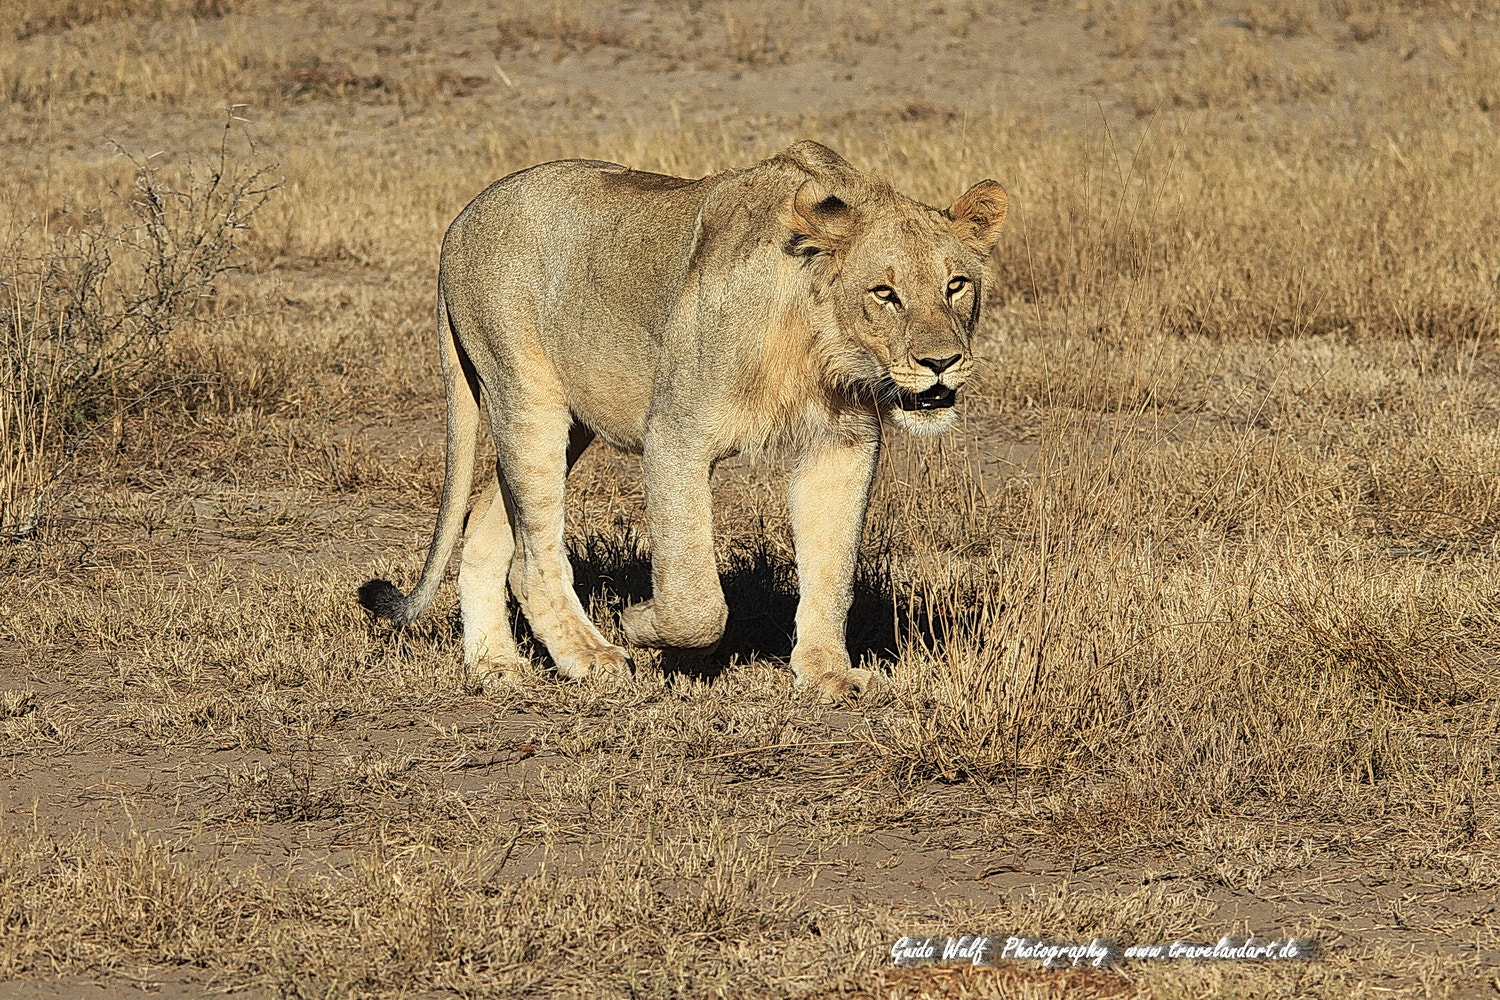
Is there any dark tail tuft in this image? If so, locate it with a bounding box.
[357,578,410,622]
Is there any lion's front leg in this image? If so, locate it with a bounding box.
[621,435,727,652]
[788,433,880,701]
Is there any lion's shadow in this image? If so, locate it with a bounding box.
[540,532,925,681]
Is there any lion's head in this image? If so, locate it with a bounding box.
[779,143,1008,435]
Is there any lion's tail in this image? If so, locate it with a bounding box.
[357,284,481,624]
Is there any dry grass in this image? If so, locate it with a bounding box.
[2,0,1500,997]
[1,0,236,41]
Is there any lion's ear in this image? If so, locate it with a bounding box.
[785,179,855,258]
[947,180,1008,257]
[778,140,857,180]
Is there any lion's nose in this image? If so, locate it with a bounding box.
[916,353,962,375]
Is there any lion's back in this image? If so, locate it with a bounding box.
[434,152,824,451]
[444,159,712,263]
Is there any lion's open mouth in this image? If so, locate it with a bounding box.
[894,385,957,411]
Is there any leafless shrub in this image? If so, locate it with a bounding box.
[231,761,345,822]
[0,119,275,538]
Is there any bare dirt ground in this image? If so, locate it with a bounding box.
[3,1,1500,997]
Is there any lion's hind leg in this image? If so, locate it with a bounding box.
[459,478,528,691]
[496,406,631,683]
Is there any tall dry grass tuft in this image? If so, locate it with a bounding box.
[0,276,59,538]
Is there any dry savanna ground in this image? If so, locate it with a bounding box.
[3,0,1500,997]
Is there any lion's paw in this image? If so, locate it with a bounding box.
[810,666,875,703]
[620,599,724,652]
[555,644,633,683]
[791,647,874,703]
[619,599,660,647]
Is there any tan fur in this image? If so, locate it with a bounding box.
[357,141,1008,701]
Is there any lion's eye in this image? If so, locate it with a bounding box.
[871,285,901,306]
[947,276,970,296]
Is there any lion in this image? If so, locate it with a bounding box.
[357,140,1007,700]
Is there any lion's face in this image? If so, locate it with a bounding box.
[834,217,985,435]
[786,175,1007,436]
